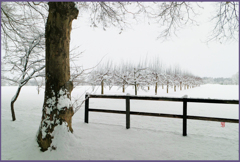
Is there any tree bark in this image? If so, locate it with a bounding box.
[167,82,169,93]
[37,2,78,152]
[123,84,125,93]
[155,82,158,95]
[134,82,137,95]
[101,80,104,94]
[10,86,23,121]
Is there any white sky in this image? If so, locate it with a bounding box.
[70,2,239,78]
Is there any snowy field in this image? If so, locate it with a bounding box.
[1,84,239,160]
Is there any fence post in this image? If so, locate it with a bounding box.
[183,98,187,136]
[85,94,89,123]
[126,95,130,129]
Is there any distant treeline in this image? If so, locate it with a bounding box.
[3,76,238,86]
[202,75,239,85]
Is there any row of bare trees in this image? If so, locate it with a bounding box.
[87,60,202,95]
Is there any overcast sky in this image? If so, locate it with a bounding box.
[71,2,238,78]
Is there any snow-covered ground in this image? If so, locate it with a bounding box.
[1,84,239,160]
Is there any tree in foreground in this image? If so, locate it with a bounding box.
[36,2,78,151]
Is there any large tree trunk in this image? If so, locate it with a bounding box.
[37,2,78,152]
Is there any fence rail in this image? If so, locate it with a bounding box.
[84,94,239,136]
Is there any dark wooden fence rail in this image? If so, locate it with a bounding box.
[84,94,239,136]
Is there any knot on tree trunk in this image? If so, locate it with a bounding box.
[64,81,73,93]
[59,107,74,133]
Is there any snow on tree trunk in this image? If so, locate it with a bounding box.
[37,2,78,152]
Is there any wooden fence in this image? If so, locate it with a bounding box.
[84,94,239,136]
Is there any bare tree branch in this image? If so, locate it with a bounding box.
[207,2,239,43]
